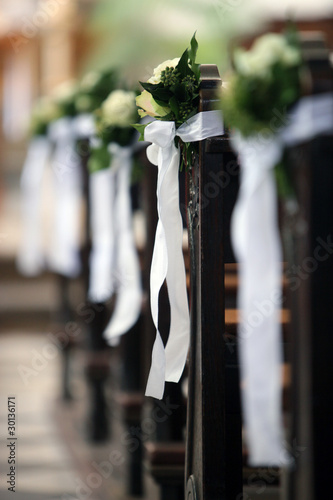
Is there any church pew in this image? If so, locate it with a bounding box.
[142,64,243,500]
[184,63,243,500]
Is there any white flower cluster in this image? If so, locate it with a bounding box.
[52,80,78,104]
[101,90,137,127]
[234,34,301,79]
[31,96,59,125]
[148,58,180,84]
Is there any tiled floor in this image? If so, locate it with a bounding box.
[0,332,83,499]
[0,330,160,500]
[0,176,282,500]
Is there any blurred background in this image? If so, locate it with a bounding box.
[0,1,332,499]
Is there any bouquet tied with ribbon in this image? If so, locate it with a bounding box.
[87,87,142,346]
[17,95,60,276]
[220,31,305,466]
[135,34,224,399]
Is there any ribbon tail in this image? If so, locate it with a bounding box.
[145,218,168,398]
[145,145,179,398]
[163,155,190,382]
[88,167,117,302]
[104,156,142,342]
[17,137,51,275]
[48,136,82,277]
[231,159,285,465]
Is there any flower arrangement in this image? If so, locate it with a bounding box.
[218,29,306,466]
[134,33,201,167]
[75,69,119,114]
[220,31,303,138]
[88,88,140,173]
[52,80,79,118]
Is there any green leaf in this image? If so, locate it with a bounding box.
[188,32,198,66]
[188,32,200,81]
[140,82,172,102]
[170,82,187,102]
[191,62,201,81]
[161,111,176,121]
[87,145,111,174]
[176,48,191,77]
[168,96,180,120]
[139,81,162,93]
[132,123,149,142]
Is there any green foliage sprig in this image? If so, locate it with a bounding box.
[134,33,201,170]
[134,33,200,136]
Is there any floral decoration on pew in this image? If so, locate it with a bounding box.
[219,29,305,466]
[86,86,143,347]
[134,34,224,400]
[134,32,201,168]
[75,69,119,114]
[88,88,139,173]
[220,30,305,194]
[17,95,60,276]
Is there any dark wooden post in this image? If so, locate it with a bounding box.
[54,137,91,401]
[185,65,243,500]
[283,34,333,500]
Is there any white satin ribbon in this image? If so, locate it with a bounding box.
[231,92,333,466]
[17,136,51,275]
[144,110,224,399]
[72,113,96,139]
[88,144,142,342]
[88,166,117,302]
[231,134,284,465]
[48,117,83,277]
[104,145,142,343]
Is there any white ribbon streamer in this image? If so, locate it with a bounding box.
[88,166,117,302]
[231,134,284,465]
[72,113,96,139]
[104,145,142,342]
[17,136,51,275]
[48,117,83,278]
[88,144,142,342]
[231,92,333,466]
[144,111,224,399]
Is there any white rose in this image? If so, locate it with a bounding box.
[32,96,59,123]
[234,34,300,79]
[252,34,300,68]
[253,34,286,61]
[52,80,77,103]
[234,49,270,78]
[101,90,137,127]
[147,57,180,84]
